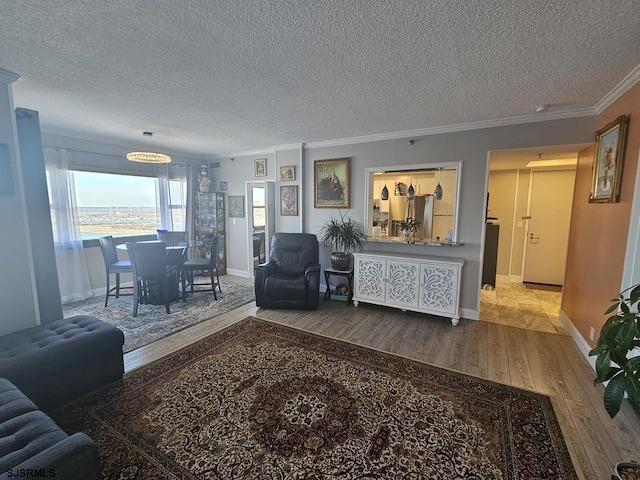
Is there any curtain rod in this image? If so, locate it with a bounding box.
[42,145,192,167]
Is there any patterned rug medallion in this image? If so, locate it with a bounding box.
[52,317,577,479]
[63,278,255,353]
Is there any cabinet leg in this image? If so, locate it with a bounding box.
[451,318,459,326]
[353,300,359,307]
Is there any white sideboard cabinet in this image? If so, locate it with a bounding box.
[353,252,464,325]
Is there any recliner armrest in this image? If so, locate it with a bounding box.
[304,263,321,281]
[255,261,279,278]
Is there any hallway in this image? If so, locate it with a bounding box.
[479,279,569,335]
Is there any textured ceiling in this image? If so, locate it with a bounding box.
[1,0,639,158]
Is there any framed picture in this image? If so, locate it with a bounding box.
[589,114,630,203]
[254,158,267,177]
[314,157,350,208]
[280,185,298,216]
[219,181,228,191]
[228,195,245,218]
[280,165,296,181]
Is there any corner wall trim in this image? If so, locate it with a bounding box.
[461,308,479,321]
[559,309,596,371]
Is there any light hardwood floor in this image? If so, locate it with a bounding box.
[124,276,640,480]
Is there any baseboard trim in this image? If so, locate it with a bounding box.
[559,309,595,371]
[495,274,510,283]
[461,308,479,321]
[227,268,251,278]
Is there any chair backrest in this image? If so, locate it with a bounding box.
[126,242,168,278]
[98,236,118,267]
[269,233,319,275]
[166,241,189,266]
[163,231,188,246]
[253,232,264,258]
[208,235,220,269]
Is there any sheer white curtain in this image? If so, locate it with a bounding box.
[44,147,93,302]
[158,164,192,234]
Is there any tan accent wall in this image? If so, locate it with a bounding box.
[562,82,640,347]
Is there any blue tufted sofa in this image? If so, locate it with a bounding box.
[0,378,102,479]
[0,315,124,412]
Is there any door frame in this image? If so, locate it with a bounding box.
[245,180,276,277]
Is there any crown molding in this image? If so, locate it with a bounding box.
[271,142,304,151]
[303,108,596,149]
[594,63,640,113]
[0,67,20,84]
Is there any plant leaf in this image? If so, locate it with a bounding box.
[604,373,626,418]
[630,284,640,306]
[604,302,620,315]
[594,351,612,380]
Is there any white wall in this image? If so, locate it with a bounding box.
[0,73,39,334]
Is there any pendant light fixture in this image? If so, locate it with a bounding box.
[126,131,172,164]
[380,172,389,200]
[434,182,443,200]
[406,177,416,200]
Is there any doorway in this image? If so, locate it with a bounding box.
[480,145,584,333]
[246,181,276,274]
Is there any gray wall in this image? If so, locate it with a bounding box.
[301,117,597,317]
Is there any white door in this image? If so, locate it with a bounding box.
[523,169,575,285]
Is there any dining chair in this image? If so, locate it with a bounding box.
[98,235,133,307]
[162,231,188,246]
[253,231,265,264]
[166,240,189,301]
[181,235,221,300]
[126,241,178,316]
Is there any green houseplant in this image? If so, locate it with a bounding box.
[399,217,421,243]
[319,210,368,270]
[589,283,640,418]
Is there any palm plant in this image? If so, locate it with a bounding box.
[319,210,367,270]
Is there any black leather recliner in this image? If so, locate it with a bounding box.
[254,233,321,310]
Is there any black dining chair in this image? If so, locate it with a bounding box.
[126,241,178,317]
[253,231,265,264]
[162,231,188,246]
[98,235,133,307]
[166,240,189,301]
[181,235,222,300]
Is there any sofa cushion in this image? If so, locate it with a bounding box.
[0,380,37,425]
[0,411,68,473]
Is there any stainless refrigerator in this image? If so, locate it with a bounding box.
[388,195,434,239]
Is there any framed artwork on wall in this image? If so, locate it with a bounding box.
[280,185,298,216]
[219,181,228,191]
[228,195,245,218]
[589,114,630,203]
[254,158,267,177]
[280,165,296,181]
[314,157,350,208]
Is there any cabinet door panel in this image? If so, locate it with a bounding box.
[419,264,458,314]
[387,260,419,308]
[354,256,385,301]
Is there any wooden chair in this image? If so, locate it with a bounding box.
[181,235,221,300]
[126,241,178,317]
[98,236,132,307]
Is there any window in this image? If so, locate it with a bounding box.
[252,186,265,228]
[168,179,187,231]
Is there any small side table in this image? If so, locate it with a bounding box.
[323,268,354,305]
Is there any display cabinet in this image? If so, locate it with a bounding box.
[194,192,226,274]
[353,251,464,325]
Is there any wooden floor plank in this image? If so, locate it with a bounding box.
[119,278,640,480]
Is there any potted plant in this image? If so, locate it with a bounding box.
[319,210,368,270]
[589,285,640,479]
[399,217,421,243]
[589,283,640,419]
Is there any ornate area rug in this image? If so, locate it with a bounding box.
[63,278,255,353]
[52,317,576,479]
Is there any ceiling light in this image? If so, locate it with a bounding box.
[525,159,577,168]
[126,131,171,163]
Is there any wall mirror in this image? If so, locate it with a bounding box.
[364,162,461,244]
